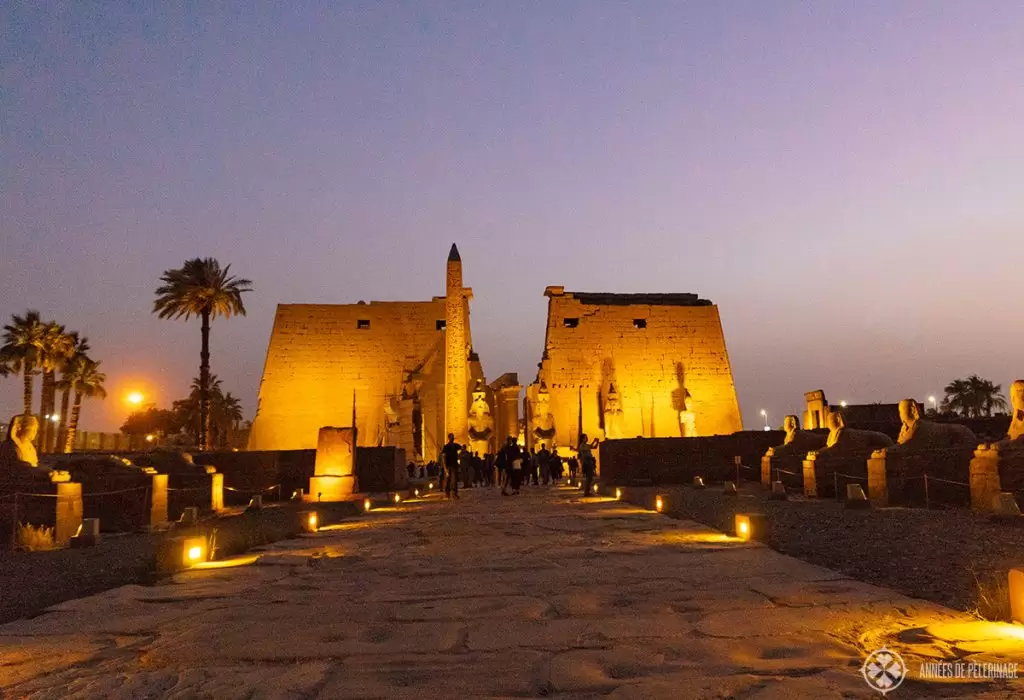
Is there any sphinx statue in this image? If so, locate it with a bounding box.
[603,383,625,439]
[803,412,892,498]
[762,415,826,488]
[1,414,40,468]
[0,414,70,482]
[1005,379,1024,443]
[867,399,977,506]
[531,383,556,442]
[468,384,495,453]
[766,415,826,456]
[971,380,1024,501]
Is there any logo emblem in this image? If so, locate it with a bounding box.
[862,646,907,694]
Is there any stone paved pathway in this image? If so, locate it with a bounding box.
[2,486,1023,698]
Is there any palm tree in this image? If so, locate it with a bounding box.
[153,258,251,451]
[56,334,91,452]
[38,323,76,453]
[212,391,244,448]
[1,311,47,416]
[941,374,1008,418]
[62,358,107,453]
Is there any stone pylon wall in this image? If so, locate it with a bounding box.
[532,289,743,448]
[248,300,448,452]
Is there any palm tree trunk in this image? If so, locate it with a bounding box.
[200,309,211,451]
[64,392,83,454]
[58,388,71,453]
[22,365,34,416]
[40,370,55,453]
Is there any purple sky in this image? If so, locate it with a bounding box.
[3,2,1023,433]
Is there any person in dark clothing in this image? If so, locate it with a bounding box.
[441,433,462,499]
[578,433,599,496]
[510,445,523,494]
[568,456,578,482]
[537,444,552,485]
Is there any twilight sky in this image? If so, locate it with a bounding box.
[3,1,1023,433]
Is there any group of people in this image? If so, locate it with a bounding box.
[420,433,599,499]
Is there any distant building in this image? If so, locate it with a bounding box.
[525,287,743,453]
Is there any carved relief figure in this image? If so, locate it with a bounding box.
[603,383,624,439]
[468,384,494,452]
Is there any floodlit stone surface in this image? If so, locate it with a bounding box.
[2,488,1023,698]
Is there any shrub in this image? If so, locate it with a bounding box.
[970,570,1011,622]
[16,522,58,552]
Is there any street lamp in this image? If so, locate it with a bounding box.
[840,401,848,408]
[760,409,769,431]
[126,392,144,407]
[928,395,937,413]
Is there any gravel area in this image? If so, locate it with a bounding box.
[0,500,362,624]
[619,482,1024,615]
[0,534,158,625]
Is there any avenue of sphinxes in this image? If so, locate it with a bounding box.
[247,244,520,460]
[525,287,743,453]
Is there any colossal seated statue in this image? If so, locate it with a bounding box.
[603,383,625,439]
[678,393,696,438]
[532,384,556,442]
[869,399,977,506]
[468,385,495,454]
[761,415,826,488]
[803,412,892,498]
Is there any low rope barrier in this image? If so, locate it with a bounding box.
[223,484,280,494]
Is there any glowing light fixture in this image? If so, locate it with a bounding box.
[840,400,848,408]
[1011,569,1024,624]
[363,498,372,512]
[145,434,155,443]
[187,546,203,562]
[615,488,622,500]
[414,488,420,497]
[428,483,434,490]
[393,493,401,504]
[127,391,144,406]
[655,495,664,512]
[734,513,767,541]
[49,414,59,423]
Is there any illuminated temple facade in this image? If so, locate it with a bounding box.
[525,287,743,453]
[247,245,519,459]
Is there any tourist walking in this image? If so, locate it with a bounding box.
[537,444,552,485]
[442,433,462,499]
[578,434,599,496]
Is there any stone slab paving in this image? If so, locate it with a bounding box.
[2,487,1024,698]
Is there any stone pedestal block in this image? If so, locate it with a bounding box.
[761,455,772,489]
[210,473,224,511]
[802,456,818,498]
[970,451,1002,513]
[866,454,888,507]
[150,474,168,527]
[55,482,83,546]
[309,475,356,502]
